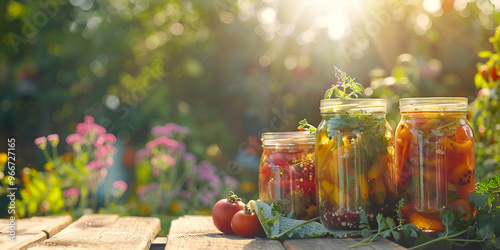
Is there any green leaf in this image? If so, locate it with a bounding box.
[391,231,401,241]
[254,200,356,239]
[479,50,493,58]
[467,191,489,208]
[376,214,386,231]
[440,210,455,230]
[385,217,395,228]
[359,213,370,230]
[361,228,372,238]
[488,175,500,190]
[324,67,365,99]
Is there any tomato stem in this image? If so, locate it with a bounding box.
[227,191,242,203]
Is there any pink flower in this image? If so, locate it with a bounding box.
[135,148,151,164]
[76,120,106,137]
[145,136,185,153]
[223,176,239,188]
[94,133,116,147]
[113,180,128,191]
[63,187,80,198]
[100,168,108,178]
[34,136,47,149]
[86,160,105,170]
[95,144,117,160]
[151,126,172,137]
[193,161,220,187]
[177,190,193,199]
[150,154,176,169]
[151,123,190,138]
[165,123,190,135]
[182,153,197,164]
[66,134,84,145]
[84,116,95,123]
[47,134,59,145]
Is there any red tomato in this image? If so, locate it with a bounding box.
[231,207,266,238]
[212,192,245,234]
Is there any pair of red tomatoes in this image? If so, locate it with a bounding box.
[212,195,265,238]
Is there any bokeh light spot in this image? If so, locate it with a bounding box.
[154,13,166,26]
[169,22,184,36]
[284,56,297,70]
[258,7,277,25]
[145,35,160,50]
[259,55,271,67]
[104,94,120,110]
[7,1,25,19]
[423,0,442,13]
[454,0,467,11]
[219,11,235,24]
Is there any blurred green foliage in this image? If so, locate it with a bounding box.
[1,0,500,216]
[470,25,500,179]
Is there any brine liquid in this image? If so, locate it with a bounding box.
[395,112,475,231]
[258,146,317,220]
[316,119,396,229]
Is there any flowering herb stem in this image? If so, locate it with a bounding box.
[42,148,53,163]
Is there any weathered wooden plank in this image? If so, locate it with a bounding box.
[165,215,285,250]
[151,237,168,250]
[0,215,72,250]
[283,237,407,250]
[27,214,161,250]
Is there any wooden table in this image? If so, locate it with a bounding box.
[1,215,407,249]
[162,215,407,250]
[0,214,160,249]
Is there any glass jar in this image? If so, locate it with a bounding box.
[316,99,396,229]
[395,97,475,231]
[259,132,317,220]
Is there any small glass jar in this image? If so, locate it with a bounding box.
[259,132,317,220]
[395,97,475,231]
[316,98,396,229]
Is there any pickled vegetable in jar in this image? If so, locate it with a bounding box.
[395,97,475,231]
[259,132,317,220]
[316,99,396,230]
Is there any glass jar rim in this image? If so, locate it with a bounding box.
[320,98,387,114]
[261,131,315,146]
[399,97,468,112]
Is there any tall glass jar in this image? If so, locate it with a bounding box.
[395,97,475,231]
[259,132,317,220]
[316,99,396,229]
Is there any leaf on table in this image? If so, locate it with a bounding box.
[254,200,357,239]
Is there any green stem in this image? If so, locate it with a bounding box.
[274,217,319,239]
[80,185,88,210]
[52,146,58,162]
[349,226,400,248]
[42,149,53,163]
[407,227,471,250]
[154,168,166,215]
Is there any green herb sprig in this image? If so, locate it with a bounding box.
[354,174,500,249]
[324,66,365,99]
[298,119,317,134]
[350,198,420,248]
